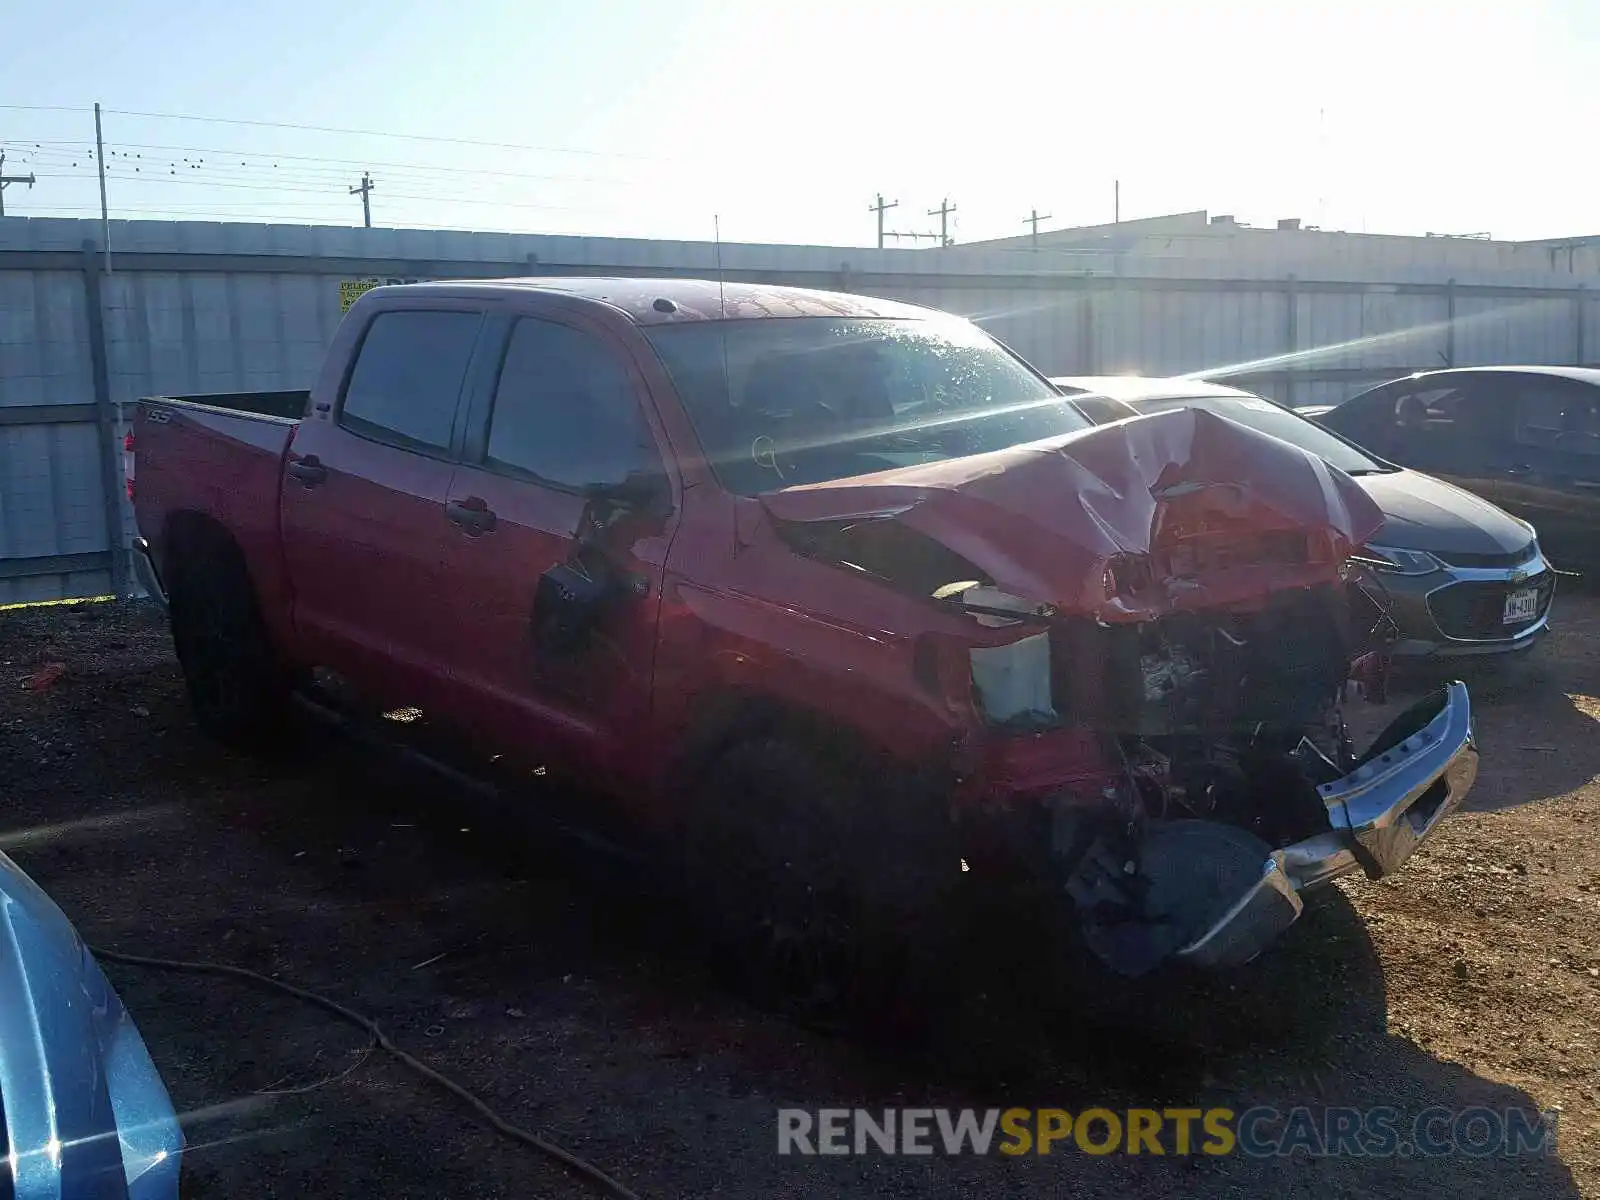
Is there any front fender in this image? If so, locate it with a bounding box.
[654,579,968,772]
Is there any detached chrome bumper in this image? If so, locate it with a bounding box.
[1178,682,1477,968]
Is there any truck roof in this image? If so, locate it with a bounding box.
[374,277,937,326]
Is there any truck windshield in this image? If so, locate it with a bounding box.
[644,317,1087,494]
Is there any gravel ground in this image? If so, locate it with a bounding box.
[1,596,1595,1198]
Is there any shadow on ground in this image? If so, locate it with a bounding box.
[1364,605,1600,812]
[98,725,1586,1197]
[0,600,1582,1198]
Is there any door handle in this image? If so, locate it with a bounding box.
[1504,463,1533,477]
[445,497,497,535]
[287,455,327,487]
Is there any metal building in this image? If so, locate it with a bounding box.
[1,215,1596,603]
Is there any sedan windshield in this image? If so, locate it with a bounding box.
[645,317,1088,494]
[1134,393,1390,475]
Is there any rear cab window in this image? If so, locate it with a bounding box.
[339,310,484,455]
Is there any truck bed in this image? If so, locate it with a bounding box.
[131,395,299,617]
[150,389,310,420]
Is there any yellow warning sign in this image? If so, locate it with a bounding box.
[339,277,431,313]
[339,279,377,313]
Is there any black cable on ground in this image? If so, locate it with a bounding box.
[91,946,643,1200]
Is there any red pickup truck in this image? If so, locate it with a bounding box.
[131,278,1478,987]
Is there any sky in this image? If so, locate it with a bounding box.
[3,0,1598,247]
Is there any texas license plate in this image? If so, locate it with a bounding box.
[1503,587,1540,624]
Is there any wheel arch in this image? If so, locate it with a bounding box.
[161,509,249,583]
[665,685,958,836]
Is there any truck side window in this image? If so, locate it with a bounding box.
[484,319,660,490]
[340,311,483,453]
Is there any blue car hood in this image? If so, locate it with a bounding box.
[0,850,182,1200]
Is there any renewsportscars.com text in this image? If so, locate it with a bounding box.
[777,1106,1558,1158]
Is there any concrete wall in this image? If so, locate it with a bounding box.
[2,216,1596,602]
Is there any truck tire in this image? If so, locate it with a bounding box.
[681,734,959,1025]
[166,536,289,749]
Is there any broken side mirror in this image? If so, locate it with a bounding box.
[530,469,671,670]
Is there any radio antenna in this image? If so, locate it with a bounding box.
[713,214,727,319]
[713,213,732,387]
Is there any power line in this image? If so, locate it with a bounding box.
[98,106,660,161]
[110,142,623,186]
[32,159,596,204]
[17,205,657,237]
[17,144,630,215]
[21,147,576,192]
[9,138,627,187]
[28,172,611,212]
[28,202,368,212]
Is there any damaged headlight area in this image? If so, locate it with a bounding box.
[963,583,1356,741]
[957,586,1060,729]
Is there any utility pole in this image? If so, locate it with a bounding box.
[0,151,36,217]
[1024,207,1053,251]
[869,193,898,249]
[350,172,374,228]
[927,197,957,246]
[1114,179,1120,224]
[94,103,110,273]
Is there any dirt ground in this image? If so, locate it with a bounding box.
[1,594,1598,1198]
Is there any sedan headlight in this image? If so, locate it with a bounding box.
[1351,544,1444,576]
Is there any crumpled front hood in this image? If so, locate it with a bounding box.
[1357,469,1534,556]
[0,850,182,1200]
[760,407,1384,620]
